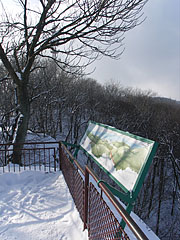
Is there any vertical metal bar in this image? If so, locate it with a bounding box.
[44,147,46,172]
[18,147,21,171]
[2,150,5,173]
[5,145,7,165]
[59,142,62,171]
[120,203,133,230]
[54,148,56,172]
[39,148,41,171]
[8,150,10,172]
[48,148,50,172]
[24,150,26,170]
[84,166,89,230]
[14,147,16,172]
[34,149,36,171]
[19,147,21,172]
[29,149,31,170]
[18,149,20,172]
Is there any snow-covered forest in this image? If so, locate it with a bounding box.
[0,61,180,239]
[0,1,179,239]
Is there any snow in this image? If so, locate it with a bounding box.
[0,132,160,240]
[25,130,57,144]
[0,167,88,240]
[15,72,22,81]
[0,166,160,240]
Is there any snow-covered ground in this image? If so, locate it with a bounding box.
[0,132,160,239]
[0,168,88,240]
[0,166,160,240]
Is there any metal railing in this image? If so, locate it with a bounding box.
[0,141,149,239]
[0,142,60,173]
[60,143,149,240]
[60,144,84,221]
[84,165,148,240]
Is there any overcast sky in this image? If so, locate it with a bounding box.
[88,0,180,101]
[1,0,180,101]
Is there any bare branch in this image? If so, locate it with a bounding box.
[1,0,148,76]
[0,74,11,82]
[30,86,57,103]
[0,44,20,85]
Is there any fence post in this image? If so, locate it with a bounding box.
[5,145,7,165]
[84,166,89,230]
[59,142,62,171]
[53,148,56,172]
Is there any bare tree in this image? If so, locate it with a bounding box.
[0,0,147,163]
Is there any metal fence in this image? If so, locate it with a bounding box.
[60,143,139,240]
[88,182,129,240]
[60,145,84,221]
[0,141,149,239]
[0,142,60,173]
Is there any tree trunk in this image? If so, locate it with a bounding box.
[12,82,30,165]
[156,158,164,235]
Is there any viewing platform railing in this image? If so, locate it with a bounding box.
[0,142,60,172]
[60,143,149,240]
[0,141,149,240]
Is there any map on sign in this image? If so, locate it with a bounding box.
[80,121,155,192]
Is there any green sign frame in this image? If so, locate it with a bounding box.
[79,121,158,216]
[64,120,158,228]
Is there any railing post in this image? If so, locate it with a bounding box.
[120,203,133,230]
[59,142,62,171]
[84,166,89,230]
[5,145,7,165]
[53,148,56,172]
[2,149,5,173]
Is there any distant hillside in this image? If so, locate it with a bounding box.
[153,96,180,105]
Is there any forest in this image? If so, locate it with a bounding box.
[0,1,179,239]
[0,62,180,239]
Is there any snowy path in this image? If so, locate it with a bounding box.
[0,170,88,240]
